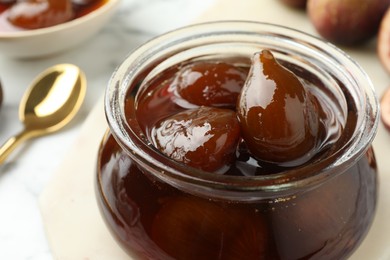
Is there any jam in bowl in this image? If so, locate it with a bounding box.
[0,0,109,32]
[0,0,120,58]
[96,21,379,259]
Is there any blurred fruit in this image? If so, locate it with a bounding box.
[280,0,307,9]
[378,7,390,74]
[237,50,320,167]
[381,86,390,131]
[307,0,389,45]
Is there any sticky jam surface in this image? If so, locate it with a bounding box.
[132,53,346,176]
[97,54,378,259]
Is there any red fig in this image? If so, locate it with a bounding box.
[381,86,390,131]
[378,7,390,74]
[307,0,389,45]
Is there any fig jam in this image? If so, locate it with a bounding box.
[97,135,376,259]
[97,59,377,259]
[0,0,108,32]
[97,22,379,260]
[131,56,345,177]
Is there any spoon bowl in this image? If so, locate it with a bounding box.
[0,64,86,164]
[20,64,86,133]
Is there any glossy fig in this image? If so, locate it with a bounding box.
[237,50,320,167]
[151,106,240,173]
[173,61,247,108]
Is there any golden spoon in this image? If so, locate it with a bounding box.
[0,64,86,165]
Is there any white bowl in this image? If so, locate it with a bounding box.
[0,0,120,59]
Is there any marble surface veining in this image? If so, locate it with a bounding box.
[0,0,215,259]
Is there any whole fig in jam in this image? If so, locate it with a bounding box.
[237,50,321,167]
[173,61,247,108]
[151,106,240,173]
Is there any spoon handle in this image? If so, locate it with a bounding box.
[0,129,33,165]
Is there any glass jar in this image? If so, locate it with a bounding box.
[96,21,379,259]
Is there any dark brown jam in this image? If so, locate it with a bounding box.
[97,52,378,259]
[132,52,346,176]
[0,0,108,32]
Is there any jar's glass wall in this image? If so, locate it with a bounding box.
[98,21,379,259]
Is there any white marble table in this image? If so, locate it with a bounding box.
[0,0,215,259]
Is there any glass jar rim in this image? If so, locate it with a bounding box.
[105,21,379,198]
